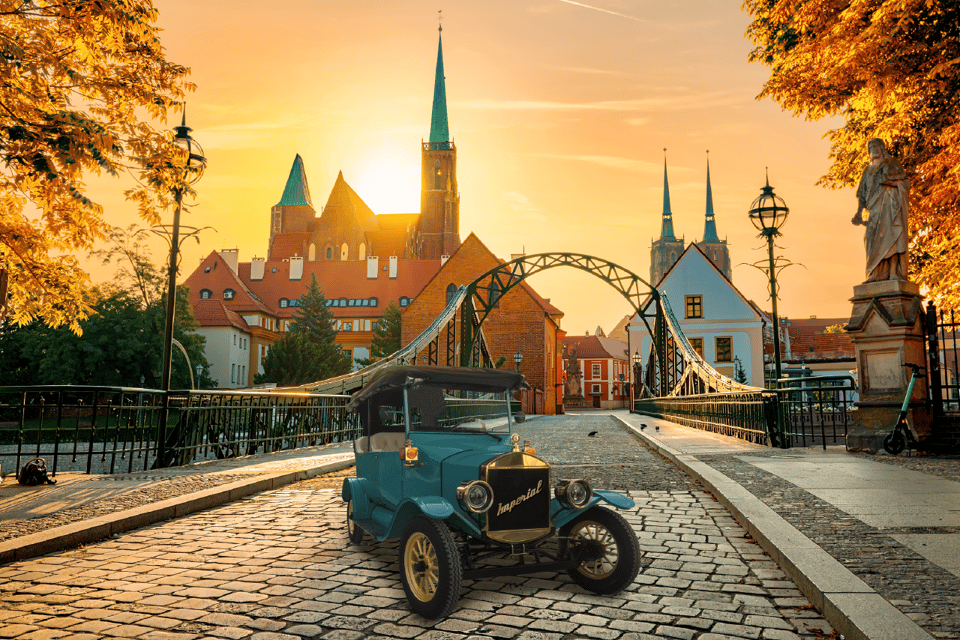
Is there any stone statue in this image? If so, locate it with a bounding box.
[564,344,582,400]
[851,138,910,282]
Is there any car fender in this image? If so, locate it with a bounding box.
[384,496,456,539]
[342,477,377,520]
[550,490,636,530]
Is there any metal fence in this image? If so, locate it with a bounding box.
[776,375,857,449]
[0,386,359,476]
[634,391,784,446]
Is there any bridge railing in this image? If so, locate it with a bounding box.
[775,375,857,449]
[634,391,784,446]
[0,386,358,476]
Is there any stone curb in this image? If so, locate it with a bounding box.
[0,456,355,566]
[615,414,934,640]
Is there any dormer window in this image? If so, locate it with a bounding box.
[279,298,288,308]
[400,296,409,307]
[200,289,212,299]
[223,289,235,300]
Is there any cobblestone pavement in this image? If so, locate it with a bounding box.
[0,415,834,640]
[700,451,960,640]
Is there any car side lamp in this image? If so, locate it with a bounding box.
[401,438,419,467]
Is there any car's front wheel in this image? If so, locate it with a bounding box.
[561,506,641,594]
[399,517,462,619]
[346,499,365,545]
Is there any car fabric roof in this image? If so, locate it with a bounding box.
[346,365,530,411]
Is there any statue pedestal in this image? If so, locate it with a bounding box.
[563,393,588,409]
[845,280,930,452]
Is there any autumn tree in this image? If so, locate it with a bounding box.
[0,0,194,332]
[743,0,960,308]
[255,274,349,385]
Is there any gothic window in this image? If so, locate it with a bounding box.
[446,283,457,305]
[715,337,733,362]
[326,247,332,260]
[340,243,348,260]
[309,243,316,261]
[685,295,702,319]
[714,249,719,261]
[434,161,441,189]
[359,243,366,260]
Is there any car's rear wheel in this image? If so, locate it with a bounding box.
[346,499,365,545]
[399,517,462,619]
[561,506,641,594]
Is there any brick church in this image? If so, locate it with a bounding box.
[266,28,460,265]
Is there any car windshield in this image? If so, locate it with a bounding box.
[408,386,513,434]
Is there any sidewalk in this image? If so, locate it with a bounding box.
[0,442,355,564]
[616,411,960,640]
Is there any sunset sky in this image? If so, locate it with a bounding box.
[85,0,864,336]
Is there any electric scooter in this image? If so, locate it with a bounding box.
[882,363,923,456]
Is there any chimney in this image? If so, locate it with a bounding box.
[441,254,450,266]
[290,256,304,280]
[367,256,379,279]
[250,257,265,280]
[221,248,239,273]
[389,256,398,279]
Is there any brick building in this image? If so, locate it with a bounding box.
[563,335,630,409]
[402,233,566,414]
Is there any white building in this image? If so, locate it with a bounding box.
[628,244,765,387]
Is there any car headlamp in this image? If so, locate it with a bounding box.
[457,480,494,513]
[555,479,592,509]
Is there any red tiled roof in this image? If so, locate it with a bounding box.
[789,332,855,360]
[237,258,441,319]
[562,335,627,360]
[192,299,250,331]
[184,251,274,316]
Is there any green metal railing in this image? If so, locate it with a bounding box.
[634,391,785,447]
[776,375,856,449]
[0,386,359,476]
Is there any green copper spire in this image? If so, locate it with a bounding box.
[660,150,676,240]
[702,152,721,243]
[276,154,313,208]
[429,27,450,144]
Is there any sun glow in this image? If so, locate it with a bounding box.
[354,151,420,214]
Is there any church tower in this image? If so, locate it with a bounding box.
[418,24,461,259]
[694,153,732,279]
[650,152,685,284]
[268,154,315,260]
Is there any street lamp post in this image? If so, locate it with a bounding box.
[748,172,790,385]
[632,350,642,405]
[157,112,205,467]
[513,348,523,372]
[161,113,206,393]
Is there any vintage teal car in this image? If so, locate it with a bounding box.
[341,365,641,619]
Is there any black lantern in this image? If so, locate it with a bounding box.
[632,349,642,400]
[513,348,523,372]
[748,171,789,384]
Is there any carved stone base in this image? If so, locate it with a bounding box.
[845,279,929,453]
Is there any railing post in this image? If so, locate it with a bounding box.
[926,303,944,418]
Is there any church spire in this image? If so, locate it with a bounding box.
[660,149,677,240]
[276,153,313,208]
[429,24,450,144]
[702,151,720,243]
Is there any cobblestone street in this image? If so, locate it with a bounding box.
[0,414,834,639]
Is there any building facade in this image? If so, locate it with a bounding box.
[562,335,630,409]
[401,233,566,415]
